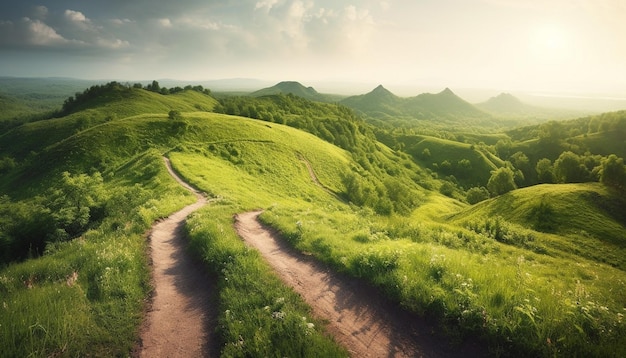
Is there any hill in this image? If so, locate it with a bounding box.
[2,82,626,357]
[451,183,626,269]
[339,85,403,117]
[251,81,331,102]
[477,93,581,120]
[340,86,489,121]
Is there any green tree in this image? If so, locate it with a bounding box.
[536,158,556,183]
[47,172,107,241]
[495,139,512,159]
[554,151,588,183]
[487,167,517,196]
[466,186,490,204]
[600,154,626,190]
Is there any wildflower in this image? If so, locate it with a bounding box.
[272,311,285,320]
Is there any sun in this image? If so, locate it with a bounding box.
[529,24,571,63]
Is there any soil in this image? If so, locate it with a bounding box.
[235,211,483,358]
[136,158,218,358]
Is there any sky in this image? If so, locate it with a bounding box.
[0,0,625,95]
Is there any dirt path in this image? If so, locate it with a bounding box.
[235,211,480,358]
[137,158,218,357]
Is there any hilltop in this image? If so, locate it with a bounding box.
[251,81,332,102]
[340,86,488,121]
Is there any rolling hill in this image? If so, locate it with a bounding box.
[1,80,626,357]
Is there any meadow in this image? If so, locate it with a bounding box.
[1,83,625,356]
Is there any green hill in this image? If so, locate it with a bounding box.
[2,81,626,357]
[339,85,403,117]
[251,81,330,102]
[451,183,626,269]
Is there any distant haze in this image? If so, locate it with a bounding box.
[1,1,625,97]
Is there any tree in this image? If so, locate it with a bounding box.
[495,139,512,159]
[554,151,588,183]
[600,154,626,190]
[487,167,517,196]
[536,158,555,183]
[466,186,490,204]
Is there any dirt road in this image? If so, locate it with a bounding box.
[137,158,217,357]
[235,211,477,358]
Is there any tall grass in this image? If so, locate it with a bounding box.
[0,151,196,357]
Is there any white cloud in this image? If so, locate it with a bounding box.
[64,9,88,23]
[255,0,280,12]
[158,18,172,28]
[23,17,70,46]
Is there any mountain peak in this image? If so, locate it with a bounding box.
[440,87,455,96]
[368,84,396,97]
[251,81,327,101]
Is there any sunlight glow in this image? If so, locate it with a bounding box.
[530,24,571,63]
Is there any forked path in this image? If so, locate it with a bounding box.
[137,158,217,357]
[235,211,481,358]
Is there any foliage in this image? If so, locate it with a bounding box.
[487,167,517,196]
[466,186,490,204]
[600,154,626,191]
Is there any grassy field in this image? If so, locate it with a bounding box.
[1,85,625,356]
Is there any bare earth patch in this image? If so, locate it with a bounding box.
[136,158,218,357]
[235,211,484,358]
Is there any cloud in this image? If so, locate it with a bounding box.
[65,9,87,23]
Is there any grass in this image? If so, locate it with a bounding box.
[0,150,196,357]
[185,203,348,357]
[1,86,625,357]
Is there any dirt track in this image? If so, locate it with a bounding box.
[137,158,217,357]
[235,211,479,358]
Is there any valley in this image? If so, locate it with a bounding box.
[0,79,625,357]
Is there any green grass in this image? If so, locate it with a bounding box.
[0,151,196,357]
[2,87,625,357]
[185,204,348,357]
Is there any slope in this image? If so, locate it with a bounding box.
[451,183,626,269]
[0,85,217,190]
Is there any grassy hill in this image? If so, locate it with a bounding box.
[1,82,625,357]
[451,183,626,268]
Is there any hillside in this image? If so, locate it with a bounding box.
[251,81,331,102]
[451,183,626,268]
[1,82,626,357]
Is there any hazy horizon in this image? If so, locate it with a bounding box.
[1,1,625,97]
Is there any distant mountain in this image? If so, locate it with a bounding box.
[251,81,330,102]
[339,85,403,116]
[340,86,488,120]
[476,93,585,120]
